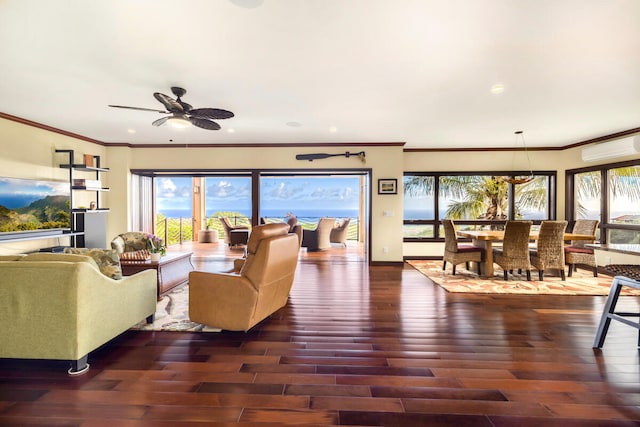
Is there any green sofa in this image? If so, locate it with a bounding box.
[0,252,157,374]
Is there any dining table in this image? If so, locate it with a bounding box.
[456,230,597,276]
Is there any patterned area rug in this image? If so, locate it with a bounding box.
[131,285,221,332]
[407,260,640,295]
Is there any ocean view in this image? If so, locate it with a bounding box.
[158,208,360,220]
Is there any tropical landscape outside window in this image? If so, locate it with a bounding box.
[403,171,556,241]
[151,174,364,246]
[567,160,640,244]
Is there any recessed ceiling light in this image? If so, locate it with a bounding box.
[329,126,338,133]
[286,121,302,128]
[490,84,505,94]
[229,0,263,8]
[127,129,136,134]
[227,128,235,133]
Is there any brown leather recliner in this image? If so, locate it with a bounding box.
[188,223,299,331]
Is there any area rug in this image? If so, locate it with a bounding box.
[407,260,640,296]
[131,285,221,332]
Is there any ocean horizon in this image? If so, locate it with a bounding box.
[158,208,360,220]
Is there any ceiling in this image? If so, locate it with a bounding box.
[1,0,639,149]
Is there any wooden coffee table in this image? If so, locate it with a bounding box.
[120,252,194,300]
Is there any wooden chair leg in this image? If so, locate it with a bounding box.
[538,270,544,281]
[442,261,446,271]
[452,265,457,275]
[476,262,481,275]
[593,266,598,277]
[526,270,531,281]
[560,269,566,281]
[465,261,470,270]
[503,270,508,281]
[568,264,573,277]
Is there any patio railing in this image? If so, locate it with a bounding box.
[156,216,361,247]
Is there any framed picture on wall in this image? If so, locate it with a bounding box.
[378,178,397,194]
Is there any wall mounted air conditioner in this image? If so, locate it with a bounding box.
[581,135,640,162]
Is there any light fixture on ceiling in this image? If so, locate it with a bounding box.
[581,136,640,162]
[507,130,534,185]
[490,84,505,94]
[167,115,191,129]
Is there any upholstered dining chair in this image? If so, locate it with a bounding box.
[530,220,568,281]
[565,219,599,277]
[442,219,484,275]
[493,220,533,281]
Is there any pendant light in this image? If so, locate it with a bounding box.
[507,130,534,185]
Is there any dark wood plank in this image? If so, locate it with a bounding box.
[0,241,638,426]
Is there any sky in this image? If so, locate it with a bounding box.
[155,176,361,215]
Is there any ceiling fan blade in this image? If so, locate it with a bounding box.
[189,108,234,120]
[108,104,167,113]
[190,117,221,130]
[178,100,193,112]
[152,116,170,127]
[153,92,183,113]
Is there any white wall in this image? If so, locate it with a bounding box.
[115,144,405,262]
[401,144,640,260]
[1,116,637,263]
[0,118,107,254]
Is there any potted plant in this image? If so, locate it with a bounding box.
[146,233,166,262]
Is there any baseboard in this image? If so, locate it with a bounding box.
[369,261,404,267]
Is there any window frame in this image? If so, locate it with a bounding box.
[403,170,557,242]
[566,159,640,244]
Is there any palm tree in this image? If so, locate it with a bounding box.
[574,167,640,218]
[405,167,640,224]
[404,175,546,221]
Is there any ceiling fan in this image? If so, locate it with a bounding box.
[108,86,234,130]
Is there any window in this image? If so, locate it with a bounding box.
[567,161,640,244]
[404,171,556,240]
[403,175,435,238]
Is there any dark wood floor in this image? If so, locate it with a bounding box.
[1,241,640,426]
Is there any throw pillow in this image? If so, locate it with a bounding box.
[64,248,123,280]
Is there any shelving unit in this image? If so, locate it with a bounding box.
[56,149,110,248]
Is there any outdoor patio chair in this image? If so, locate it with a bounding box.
[301,217,335,251]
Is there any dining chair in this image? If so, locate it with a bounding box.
[493,220,533,281]
[530,220,568,281]
[442,219,484,275]
[565,219,599,277]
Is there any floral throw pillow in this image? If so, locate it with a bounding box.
[64,248,123,280]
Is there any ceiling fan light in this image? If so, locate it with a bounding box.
[168,116,191,128]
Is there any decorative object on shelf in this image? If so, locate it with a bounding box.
[295,151,366,162]
[507,130,534,185]
[89,201,96,210]
[150,252,161,262]
[83,154,94,167]
[378,178,397,194]
[146,233,166,256]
